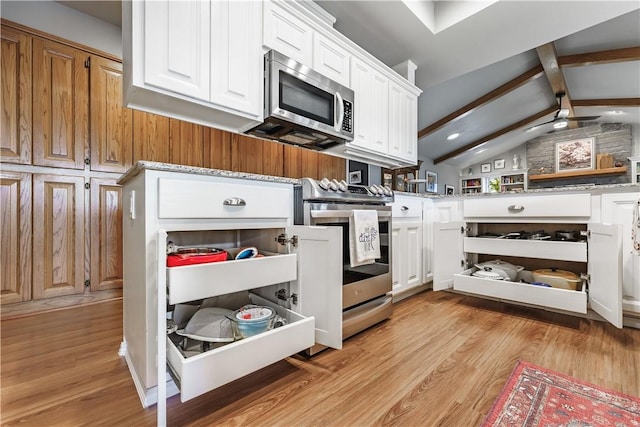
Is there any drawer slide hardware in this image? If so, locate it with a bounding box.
[276,234,298,247]
[275,288,298,305]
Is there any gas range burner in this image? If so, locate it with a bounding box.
[299,177,394,204]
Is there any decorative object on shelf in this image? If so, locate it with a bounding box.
[494,159,505,169]
[489,177,500,192]
[467,168,473,175]
[555,137,594,172]
[348,170,362,184]
[445,185,454,195]
[425,171,437,193]
[481,163,491,173]
[512,154,521,170]
[381,161,423,193]
[596,153,613,169]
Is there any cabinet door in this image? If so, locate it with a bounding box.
[0,172,32,304]
[388,82,404,159]
[405,221,423,289]
[313,34,350,88]
[433,221,464,291]
[287,225,342,349]
[588,222,623,328]
[391,224,402,292]
[350,58,388,155]
[33,38,88,169]
[1,27,32,165]
[143,0,210,101]
[263,1,313,67]
[210,0,262,117]
[90,178,123,292]
[90,56,133,173]
[33,174,85,299]
[422,199,435,283]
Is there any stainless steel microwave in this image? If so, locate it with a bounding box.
[245,50,354,150]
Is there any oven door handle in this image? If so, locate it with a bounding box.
[310,210,392,219]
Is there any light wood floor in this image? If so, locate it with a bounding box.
[2,290,639,426]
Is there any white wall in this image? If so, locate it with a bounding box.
[461,144,528,180]
[1,0,122,57]
[417,156,459,195]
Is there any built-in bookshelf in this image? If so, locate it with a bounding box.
[499,170,528,191]
[630,157,640,184]
[460,177,485,194]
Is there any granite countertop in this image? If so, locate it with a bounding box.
[117,161,300,185]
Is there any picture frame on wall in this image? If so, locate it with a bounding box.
[556,138,595,172]
[348,170,362,184]
[494,159,505,169]
[382,172,393,189]
[481,163,491,173]
[425,171,437,193]
[445,185,454,195]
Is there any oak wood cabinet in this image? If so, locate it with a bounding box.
[90,178,123,292]
[0,171,32,304]
[0,26,32,165]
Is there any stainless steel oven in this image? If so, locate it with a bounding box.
[295,178,393,353]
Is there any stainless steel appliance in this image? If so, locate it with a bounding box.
[246,50,354,150]
[295,177,393,354]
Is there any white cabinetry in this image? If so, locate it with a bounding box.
[433,193,623,328]
[350,58,388,155]
[123,0,263,132]
[263,1,313,67]
[391,196,423,299]
[629,156,640,184]
[601,192,640,315]
[120,169,342,424]
[422,199,435,284]
[312,33,351,87]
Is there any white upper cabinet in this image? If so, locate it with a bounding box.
[312,33,350,87]
[123,0,263,132]
[263,1,313,67]
[351,57,389,155]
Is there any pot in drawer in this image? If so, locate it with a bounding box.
[532,268,581,290]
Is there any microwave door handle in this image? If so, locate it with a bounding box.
[335,91,344,132]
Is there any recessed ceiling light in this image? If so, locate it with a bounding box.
[608,110,625,115]
[447,133,460,140]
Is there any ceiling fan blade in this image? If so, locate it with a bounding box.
[524,120,554,132]
[566,115,601,121]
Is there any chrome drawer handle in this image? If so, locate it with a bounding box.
[223,197,246,206]
[507,204,524,212]
[401,206,409,211]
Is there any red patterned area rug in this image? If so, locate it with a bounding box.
[481,360,640,426]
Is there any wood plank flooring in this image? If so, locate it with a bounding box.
[2,290,639,426]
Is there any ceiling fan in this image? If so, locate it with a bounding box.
[526,91,600,132]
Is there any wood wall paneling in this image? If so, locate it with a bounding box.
[169,119,205,167]
[89,56,133,173]
[32,174,85,299]
[231,133,263,174]
[32,38,88,169]
[319,153,346,181]
[261,138,284,177]
[90,178,122,292]
[283,144,320,179]
[203,127,232,170]
[0,172,32,304]
[132,110,170,163]
[0,27,32,165]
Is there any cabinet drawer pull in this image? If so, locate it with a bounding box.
[401,206,409,211]
[223,197,246,206]
[507,204,524,212]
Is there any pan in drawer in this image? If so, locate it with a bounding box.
[453,268,587,314]
[166,295,315,402]
[167,251,297,305]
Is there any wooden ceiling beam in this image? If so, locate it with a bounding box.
[536,42,578,128]
[558,46,640,67]
[433,106,558,164]
[417,64,544,139]
[572,98,640,107]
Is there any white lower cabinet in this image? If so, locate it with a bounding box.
[391,196,423,298]
[120,169,342,425]
[433,193,624,328]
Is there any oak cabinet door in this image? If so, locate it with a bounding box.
[90,56,133,173]
[0,171,32,304]
[1,27,32,165]
[32,38,88,169]
[90,178,123,291]
[32,174,85,299]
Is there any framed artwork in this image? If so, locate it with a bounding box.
[494,159,505,169]
[349,170,362,184]
[481,163,491,173]
[425,171,437,193]
[382,172,393,189]
[445,185,455,195]
[556,138,595,172]
[396,174,406,192]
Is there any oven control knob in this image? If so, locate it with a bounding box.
[382,186,392,196]
[337,180,347,192]
[378,185,387,196]
[318,178,330,190]
[369,185,379,195]
[329,179,339,191]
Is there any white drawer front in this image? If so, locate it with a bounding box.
[463,194,591,219]
[463,238,587,262]
[158,178,292,219]
[392,197,422,219]
[167,252,297,305]
[453,268,587,313]
[167,300,314,401]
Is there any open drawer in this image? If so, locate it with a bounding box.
[166,294,315,402]
[463,237,587,262]
[453,268,587,314]
[167,251,297,305]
